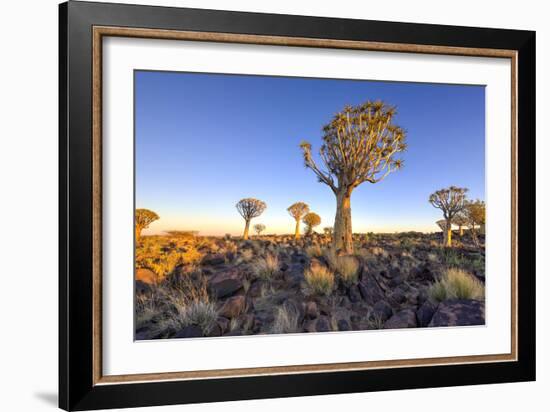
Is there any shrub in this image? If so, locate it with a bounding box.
[254,253,279,281]
[182,247,202,265]
[304,265,335,296]
[335,256,360,287]
[428,268,484,302]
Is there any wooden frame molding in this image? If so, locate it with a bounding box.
[92,26,518,386]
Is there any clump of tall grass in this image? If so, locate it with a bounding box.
[270,302,301,334]
[163,276,218,335]
[428,268,484,302]
[254,253,279,281]
[304,265,335,296]
[335,256,360,287]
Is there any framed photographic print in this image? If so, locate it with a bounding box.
[59,1,536,410]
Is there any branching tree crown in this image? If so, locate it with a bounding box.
[236,198,267,221]
[429,186,468,220]
[254,223,266,235]
[464,199,486,226]
[135,208,159,242]
[287,202,310,221]
[303,212,321,235]
[299,100,407,193]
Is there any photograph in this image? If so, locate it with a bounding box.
[134,71,487,340]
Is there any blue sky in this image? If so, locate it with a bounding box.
[135,70,485,236]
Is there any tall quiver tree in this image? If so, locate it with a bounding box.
[236,198,267,240]
[429,186,468,247]
[287,202,310,240]
[300,101,407,254]
[135,208,159,243]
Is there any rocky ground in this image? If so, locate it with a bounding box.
[135,231,485,340]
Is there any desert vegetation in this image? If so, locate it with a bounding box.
[135,100,486,340]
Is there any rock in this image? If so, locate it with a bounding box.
[219,295,246,319]
[416,300,437,327]
[216,317,230,334]
[414,265,436,282]
[384,309,418,329]
[388,289,407,305]
[174,325,203,338]
[135,280,151,296]
[428,299,485,327]
[303,316,331,333]
[304,301,319,319]
[208,268,243,298]
[337,319,351,331]
[348,285,362,303]
[358,273,385,305]
[371,300,393,322]
[201,254,225,266]
[315,316,331,332]
[136,268,157,284]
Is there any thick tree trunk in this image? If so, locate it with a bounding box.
[243,219,251,240]
[470,225,479,247]
[444,219,452,247]
[135,226,142,244]
[294,219,300,240]
[459,225,464,237]
[333,188,353,254]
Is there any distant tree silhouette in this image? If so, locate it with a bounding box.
[135,208,159,243]
[287,202,310,240]
[254,223,266,236]
[429,186,468,247]
[303,212,321,236]
[300,100,406,254]
[323,227,333,240]
[236,198,267,240]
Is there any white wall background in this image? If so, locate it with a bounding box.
[0,1,546,411]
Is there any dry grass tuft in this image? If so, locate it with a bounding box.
[163,276,218,334]
[254,253,279,281]
[304,265,335,296]
[335,256,360,287]
[428,268,484,302]
[270,302,301,334]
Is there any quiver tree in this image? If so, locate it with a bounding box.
[451,214,469,237]
[463,199,486,247]
[135,208,159,243]
[303,212,321,236]
[254,223,266,236]
[323,226,334,239]
[287,202,310,239]
[429,186,468,247]
[300,100,406,254]
[236,198,267,240]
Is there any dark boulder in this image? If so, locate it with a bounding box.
[384,309,418,329]
[371,300,393,322]
[208,268,243,298]
[428,299,485,327]
[219,295,246,319]
[174,325,203,338]
[416,300,438,327]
